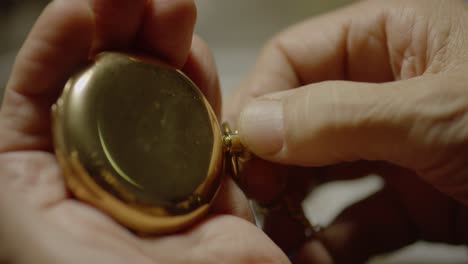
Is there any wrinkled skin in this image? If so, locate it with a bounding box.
[226,0,468,263]
[0,1,289,263]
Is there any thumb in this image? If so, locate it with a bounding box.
[237,76,461,171]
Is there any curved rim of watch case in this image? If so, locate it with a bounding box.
[51,52,224,234]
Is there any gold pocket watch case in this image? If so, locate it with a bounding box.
[52,52,240,234]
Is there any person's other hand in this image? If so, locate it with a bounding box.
[0,1,289,263]
[226,0,468,263]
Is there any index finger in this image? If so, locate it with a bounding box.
[0,0,95,152]
[224,0,394,125]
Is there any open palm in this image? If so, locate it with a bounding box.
[0,1,288,263]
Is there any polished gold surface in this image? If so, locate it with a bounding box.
[52,52,224,234]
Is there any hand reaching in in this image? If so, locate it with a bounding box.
[226,0,468,263]
[0,1,288,263]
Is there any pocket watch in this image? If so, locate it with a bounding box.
[52,52,246,235]
[52,52,315,238]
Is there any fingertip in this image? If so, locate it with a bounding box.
[91,0,146,52]
[238,99,284,158]
[139,0,197,67]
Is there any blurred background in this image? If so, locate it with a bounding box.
[1,1,467,263]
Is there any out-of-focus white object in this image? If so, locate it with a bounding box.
[303,175,384,227]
